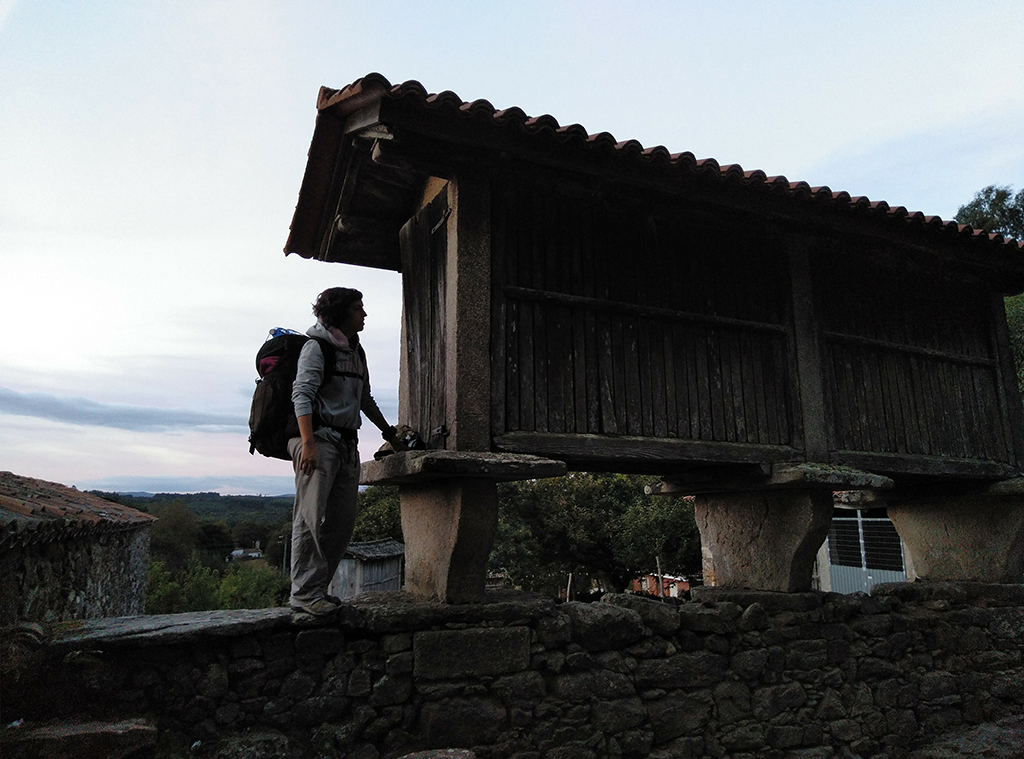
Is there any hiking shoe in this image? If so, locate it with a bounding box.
[290,598,340,618]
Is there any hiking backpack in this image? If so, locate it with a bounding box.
[247,328,336,461]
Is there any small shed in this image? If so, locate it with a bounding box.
[329,538,404,599]
[285,74,1024,596]
[0,471,156,625]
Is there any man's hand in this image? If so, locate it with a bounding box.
[296,414,319,475]
[299,438,319,475]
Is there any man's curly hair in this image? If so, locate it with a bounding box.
[313,287,363,329]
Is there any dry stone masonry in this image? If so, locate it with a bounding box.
[5,582,1024,758]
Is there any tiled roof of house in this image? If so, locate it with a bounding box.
[289,73,1022,265]
[345,538,405,561]
[0,471,156,548]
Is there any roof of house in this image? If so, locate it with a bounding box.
[345,538,405,561]
[0,471,156,549]
[286,73,1024,282]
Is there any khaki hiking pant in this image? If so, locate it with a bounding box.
[287,436,360,608]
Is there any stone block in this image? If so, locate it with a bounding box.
[417,697,508,748]
[678,605,735,634]
[752,682,806,718]
[731,649,768,680]
[601,593,681,636]
[296,628,343,655]
[552,671,635,702]
[492,671,546,703]
[565,602,645,651]
[414,627,530,679]
[589,697,647,732]
[713,681,751,725]
[634,652,727,689]
[647,692,711,741]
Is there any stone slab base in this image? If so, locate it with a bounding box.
[695,489,833,592]
[889,494,1024,583]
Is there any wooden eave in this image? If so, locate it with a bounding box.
[286,76,1024,290]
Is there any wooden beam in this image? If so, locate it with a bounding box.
[492,431,800,468]
[832,449,1019,481]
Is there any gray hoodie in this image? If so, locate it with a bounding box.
[291,321,388,445]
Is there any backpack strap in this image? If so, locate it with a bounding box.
[308,337,337,382]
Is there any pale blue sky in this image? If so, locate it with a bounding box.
[2,1,1023,494]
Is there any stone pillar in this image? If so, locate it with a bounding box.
[888,494,1024,583]
[694,489,834,592]
[362,451,566,603]
[400,479,498,603]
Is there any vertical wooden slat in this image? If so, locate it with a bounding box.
[706,327,726,440]
[787,245,828,460]
[491,183,508,438]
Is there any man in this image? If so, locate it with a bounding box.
[289,287,397,619]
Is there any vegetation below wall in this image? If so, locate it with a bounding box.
[94,475,701,615]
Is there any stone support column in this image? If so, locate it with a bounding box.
[694,489,834,592]
[400,479,498,603]
[888,493,1024,583]
[361,451,566,603]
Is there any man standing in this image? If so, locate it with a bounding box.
[289,287,397,619]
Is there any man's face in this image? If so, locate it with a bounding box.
[338,299,366,337]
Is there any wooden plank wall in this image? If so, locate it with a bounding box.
[401,191,449,448]
[491,182,796,450]
[815,254,1012,463]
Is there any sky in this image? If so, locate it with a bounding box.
[2,1,1023,495]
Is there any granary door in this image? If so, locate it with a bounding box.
[399,191,449,449]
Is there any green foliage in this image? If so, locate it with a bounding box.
[145,560,185,614]
[955,184,1024,240]
[353,485,401,542]
[491,473,702,595]
[180,559,221,611]
[148,501,200,573]
[217,563,289,609]
[1006,294,1024,396]
[232,520,270,551]
[145,557,288,613]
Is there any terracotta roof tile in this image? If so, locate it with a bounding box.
[326,73,1024,252]
[0,471,155,548]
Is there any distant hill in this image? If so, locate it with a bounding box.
[90,490,293,526]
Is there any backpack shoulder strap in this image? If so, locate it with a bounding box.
[308,337,337,379]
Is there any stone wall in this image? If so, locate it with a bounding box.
[0,527,150,624]
[6,582,1024,758]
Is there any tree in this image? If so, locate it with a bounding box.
[217,563,289,609]
[956,185,1024,396]
[490,473,702,596]
[148,501,200,572]
[955,185,1024,240]
[353,485,402,542]
[232,520,269,550]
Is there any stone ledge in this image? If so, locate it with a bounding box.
[360,450,567,486]
[648,463,893,496]
[689,587,825,612]
[44,591,558,648]
[1,718,157,759]
[49,608,291,649]
[872,580,1024,606]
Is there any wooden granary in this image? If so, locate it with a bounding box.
[286,74,1024,599]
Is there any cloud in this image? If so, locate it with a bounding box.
[0,0,17,32]
[0,386,244,431]
[75,474,296,497]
